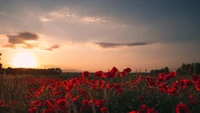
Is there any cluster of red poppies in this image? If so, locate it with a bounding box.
[1,67,200,113]
[0,100,5,107]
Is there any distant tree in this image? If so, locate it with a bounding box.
[176,68,182,75]
[164,67,170,74]
[181,63,187,75]
[150,67,170,75]
[176,62,200,75]
[186,64,190,74]
[190,63,194,74]
[55,68,62,75]
[0,53,2,74]
[195,63,200,74]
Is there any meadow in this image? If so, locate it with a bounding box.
[0,67,200,113]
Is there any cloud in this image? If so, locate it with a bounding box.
[39,8,107,23]
[43,44,59,51]
[81,16,104,23]
[7,32,38,44]
[49,9,78,19]
[95,42,150,48]
[4,32,59,51]
[38,8,78,22]
[39,17,52,22]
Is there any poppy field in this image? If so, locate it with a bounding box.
[0,67,200,113]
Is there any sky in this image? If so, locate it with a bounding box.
[0,0,200,72]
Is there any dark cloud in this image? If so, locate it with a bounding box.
[95,42,150,48]
[4,32,59,51]
[126,42,149,46]
[43,44,59,51]
[7,32,39,44]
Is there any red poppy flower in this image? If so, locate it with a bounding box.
[70,78,76,83]
[129,111,139,113]
[106,83,113,89]
[105,67,118,78]
[148,108,159,113]
[100,107,108,113]
[180,79,193,86]
[42,108,56,113]
[146,76,151,81]
[176,103,192,113]
[94,99,106,108]
[95,71,105,77]
[82,99,89,106]
[123,67,131,73]
[57,99,68,110]
[29,107,37,113]
[80,89,87,95]
[164,74,172,80]
[32,100,42,107]
[73,96,79,102]
[82,71,90,78]
[147,78,156,86]
[196,83,200,91]
[138,104,148,113]
[191,75,199,81]
[114,83,120,89]
[168,87,177,95]
[138,76,143,81]
[0,100,5,107]
[120,71,126,77]
[117,88,123,95]
[44,100,52,107]
[111,67,118,73]
[158,73,165,81]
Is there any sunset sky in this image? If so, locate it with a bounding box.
[0,0,200,72]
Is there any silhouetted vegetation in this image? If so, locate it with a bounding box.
[1,67,62,75]
[150,63,200,76]
[176,63,200,75]
[0,53,2,74]
[0,53,1,60]
[150,67,170,75]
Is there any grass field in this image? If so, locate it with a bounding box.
[0,67,200,113]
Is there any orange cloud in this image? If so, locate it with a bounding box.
[4,32,60,51]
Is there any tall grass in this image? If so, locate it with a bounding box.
[0,74,31,113]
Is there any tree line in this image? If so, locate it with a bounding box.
[1,67,62,75]
[150,67,170,75]
[176,63,200,75]
[1,52,200,76]
[0,53,2,73]
[150,62,200,75]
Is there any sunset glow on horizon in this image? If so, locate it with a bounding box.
[11,51,38,68]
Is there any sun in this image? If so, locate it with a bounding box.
[12,51,38,68]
